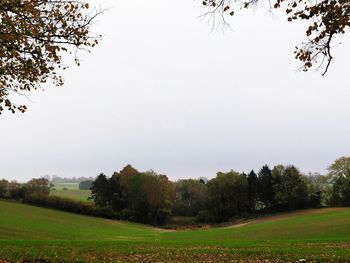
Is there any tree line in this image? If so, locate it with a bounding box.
[0,157,349,225]
[89,157,350,224]
[88,165,324,223]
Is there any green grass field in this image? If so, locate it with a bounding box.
[0,200,349,262]
[50,183,91,202]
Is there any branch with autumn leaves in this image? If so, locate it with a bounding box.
[201,0,349,75]
[0,0,102,114]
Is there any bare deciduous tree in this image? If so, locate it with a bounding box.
[200,0,349,75]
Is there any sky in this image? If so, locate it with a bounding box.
[1,0,350,182]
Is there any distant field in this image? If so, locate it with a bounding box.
[50,189,91,202]
[0,201,350,262]
[52,183,80,190]
[50,183,91,202]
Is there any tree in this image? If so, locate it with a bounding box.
[329,156,350,179]
[207,171,249,222]
[247,170,258,212]
[174,179,208,216]
[328,157,350,206]
[258,165,274,211]
[304,172,332,207]
[271,165,308,210]
[0,179,9,197]
[119,165,140,185]
[200,0,348,75]
[89,167,175,224]
[90,173,110,207]
[7,181,26,200]
[141,171,175,224]
[119,165,144,214]
[26,178,53,196]
[109,172,126,211]
[0,0,101,114]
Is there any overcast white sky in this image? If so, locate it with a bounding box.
[1,0,349,182]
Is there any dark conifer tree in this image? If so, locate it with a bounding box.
[258,165,274,211]
[90,173,110,207]
[109,172,126,211]
[247,170,259,212]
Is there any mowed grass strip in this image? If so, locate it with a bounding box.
[0,200,350,262]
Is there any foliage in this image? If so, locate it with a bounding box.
[24,194,118,219]
[90,166,175,224]
[271,165,308,210]
[26,178,53,196]
[201,164,329,221]
[258,165,274,211]
[329,157,350,206]
[206,171,249,222]
[7,181,26,200]
[200,0,349,74]
[195,209,215,223]
[304,172,332,207]
[90,173,110,207]
[0,0,101,114]
[329,156,350,179]
[0,179,9,197]
[141,171,174,224]
[108,172,125,211]
[247,170,259,212]
[173,179,208,216]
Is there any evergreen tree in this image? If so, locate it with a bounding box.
[90,173,110,207]
[247,170,258,212]
[109,172,126,211]
[258,165,274,211]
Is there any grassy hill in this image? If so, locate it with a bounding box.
[0,201,350,262]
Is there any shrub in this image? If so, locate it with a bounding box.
[23,193,119,219]
[196,210,214,223]
[8,186,26,201]
[0,179,9,198]
[121,208,137,221]
[155,208,172,225]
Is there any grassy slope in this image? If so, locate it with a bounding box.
[0,201,158,242]
[0,201,350,262]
